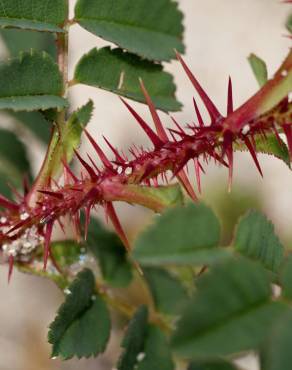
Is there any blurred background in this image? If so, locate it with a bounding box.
[0,0,291,369]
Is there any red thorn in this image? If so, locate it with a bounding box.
[194,158,202,193]
[177,169,198,201]
[84,204,92,241]
[44,221,54,270]
[176,51,222,123]
[23,176,30,196]
[193,98,204,127]
[38,190,64,200]
[170,116,185,133]
[84,130,113,170]
[7,219,29,235]
[103,136,125,163]
[227,77,234,114]
[105,202,131,252]
[283,124,292,161]
[222,131,234,192]
[72,212,81,243]
[139,79,168,142]
[57,218,66,235]
[226,145,233,193]
[272,125,283,147]
[120,97,164,148]
[8,255,14,283]
[243,136,263,177]
[0,195,19,211]
[62,159,78,183]
[87,154,101,174]
[74,150,98,180]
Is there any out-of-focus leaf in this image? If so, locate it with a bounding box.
[10,111,51,143]
[117,306,149,370]
[0,128,31,197]
[0,29,56,58]
[248,54,268,87]
[143,267,189,315]
[74,47,181,112]
[87,216,133,288]
[133,203,228,266]
[171,257,289,359]
[48,269,111,359]
[74,0,184,61]
[0,51,67,111]
[51,240,85,269]
[261,311,292,370]
[136,325,174,370]
[234,210,284,273]
[188,360,238,370]
[280,255,292,300]
[0,0,67,33]
[286,14,292,34]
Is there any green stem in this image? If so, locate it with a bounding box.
[27,4,70,207]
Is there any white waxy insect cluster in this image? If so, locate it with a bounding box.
[1,214,44,262]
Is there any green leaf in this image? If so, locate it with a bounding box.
[133,203,228,266]
[280,256,292,300]
[234,210,284,273]
[62,100,94,162]
[248,54,268,87]
[143,267,189,315]
[117,305,149,370]
[74,47,181,112]
[188,360,238,370]
[51,240,85,270]
[0,29,56,58]
[48,269,111,359]
[260,311,292,370]
[110,183,183,213]
[74,0,184,61]
[10,111,51,143]
[87,216,133,288]
[0,51,67,111]
[286,14,292,34]
[136,325,174,370]
[171,257,288,359]
[0,128,31,197]
[234,133,290,168]
[0,0,67,32]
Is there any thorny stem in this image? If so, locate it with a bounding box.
[25,0,172,333]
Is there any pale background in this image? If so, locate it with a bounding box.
[0,1,291,369]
